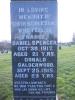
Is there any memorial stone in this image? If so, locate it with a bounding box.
[11,0,57,100]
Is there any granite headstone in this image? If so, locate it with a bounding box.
[11,0,57,100]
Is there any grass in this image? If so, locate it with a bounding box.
[0,52,13,100]
[57,45,75,100]
[0,45,75,100]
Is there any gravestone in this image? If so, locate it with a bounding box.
[11,0,57,100]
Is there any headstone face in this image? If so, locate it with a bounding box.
[11,0,57,100]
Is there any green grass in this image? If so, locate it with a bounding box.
[0,52,13,100]
[0,45,75,100]
[57,45,75,100]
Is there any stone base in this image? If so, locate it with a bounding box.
[13,95,58,100]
